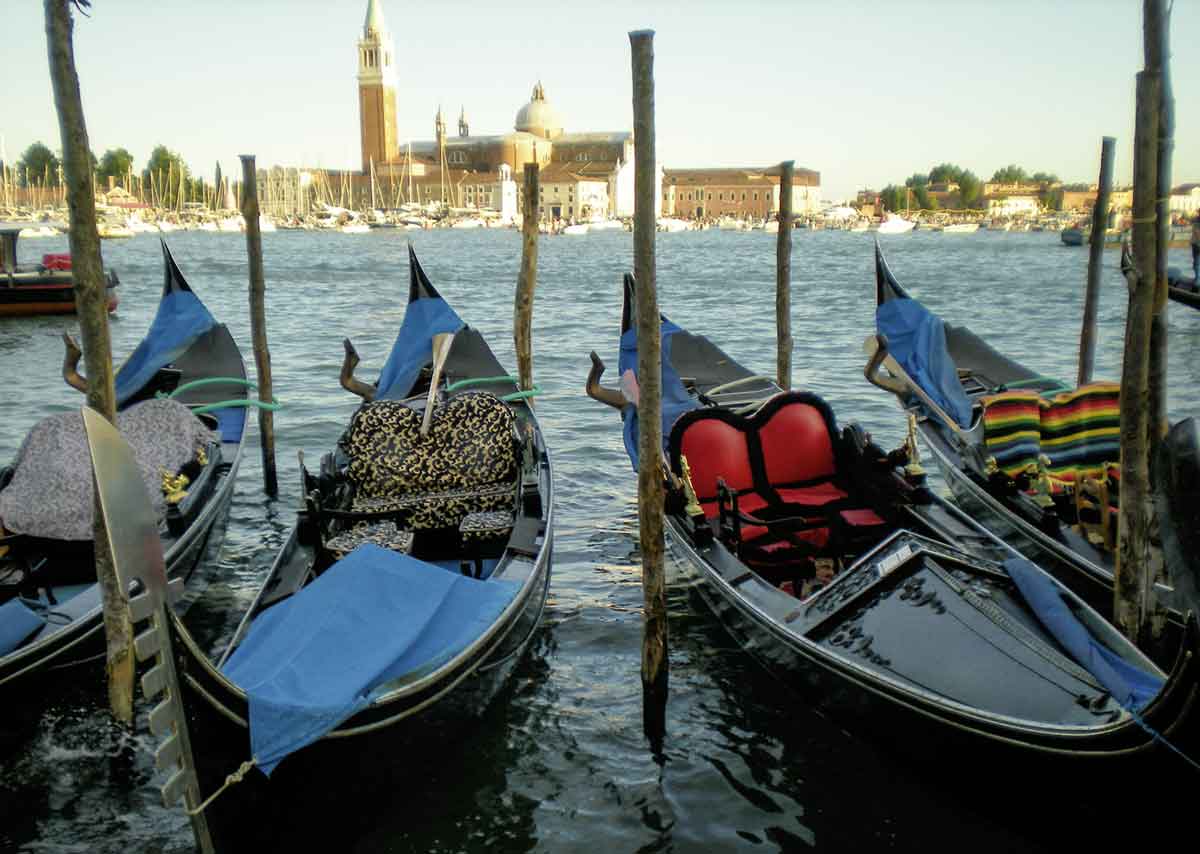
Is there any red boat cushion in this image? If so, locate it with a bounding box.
[757,400,838,485]
[840,508,885,527]
[42,253,72,271]
[679,417,755,501]
[775,482,849,506]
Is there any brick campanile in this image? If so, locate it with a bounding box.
[357,0,398,172]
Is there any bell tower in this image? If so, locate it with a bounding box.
[357,0,398,172]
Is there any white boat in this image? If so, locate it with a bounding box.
[156,220,180,233]
[217,215,244,233]
[450,218,485,229]
[17,225,59,238]
[876,213,915,235]
[657,217,690,233]
[763,220,780,234]
[97,222,135,239]
[848,219,870,233]
[257,215,277,233]
[340,222,371,234]
[126,217,159,234]
[943,222,979,234]
[562,223,589,236]
[587,219,625,231]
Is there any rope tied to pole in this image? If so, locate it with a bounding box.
[185,757,258,815]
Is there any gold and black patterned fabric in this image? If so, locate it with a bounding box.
[459,510,514,546]
[324,521,414,561]
[342,392,519,530]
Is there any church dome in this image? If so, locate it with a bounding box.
[514,81,563,139]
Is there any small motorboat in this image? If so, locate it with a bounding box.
[0,223,118,317]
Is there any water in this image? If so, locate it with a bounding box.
[2,228,1198,852]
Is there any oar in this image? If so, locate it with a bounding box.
[421,331,456,437]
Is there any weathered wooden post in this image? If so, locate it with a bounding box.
[1146,0,1173,445]
[44,0,134,724]
[515,163,539,395]
[630,29,668,730]
[239,154,278,496]
[776,160,794,390]
[1078,137,1115,386]
[1114,58,1161,645]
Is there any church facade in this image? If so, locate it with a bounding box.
[356,0,640,219]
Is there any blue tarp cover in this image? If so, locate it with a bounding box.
[876,297,974,429]
[210,407,246,444]
[1004,557,1163,711]
[222,544,518,774]
[619,318,700,469]
[375,296,465,400]
[114,288,217,405]
[0,599,45,656]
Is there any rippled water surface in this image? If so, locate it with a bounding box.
[2,228,1198,852]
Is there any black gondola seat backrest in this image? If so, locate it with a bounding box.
[669,391,848,518]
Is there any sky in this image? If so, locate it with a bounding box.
[4,0,1197,202]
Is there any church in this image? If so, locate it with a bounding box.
[356,0,639,219]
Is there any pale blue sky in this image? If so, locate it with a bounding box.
[4,0,1197,201]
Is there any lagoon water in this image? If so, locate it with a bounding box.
[2,228,1198,852]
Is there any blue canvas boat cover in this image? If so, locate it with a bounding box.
[375,295,465,400]
[619,318,700,469]
[876,297,973,429]
[222,544,518,775]
[1004,557,1163,711]
[0,599,46,656]
[115,245,217,406]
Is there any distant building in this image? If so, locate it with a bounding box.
[986,195,1040,217]
[1170,183,1200,215]
[662,166,821,219]
[355,0,642,218]
[1060,186,1134,213]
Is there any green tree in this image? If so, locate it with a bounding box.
[958,170,982,208]
[97,147,135,184]
[928,162,966,185]
[18,141,60,187]
[1030,171,1060,185]
[990,164,1029,184]
[879,184,905,213]
[1042,187,1064,212]
[143,144,190,206]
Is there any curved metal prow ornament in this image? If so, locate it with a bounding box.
[62,332,87,392]
[339,338,376,401]
[81,407,216,854]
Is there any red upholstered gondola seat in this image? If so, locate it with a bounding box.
[669,391,880,572]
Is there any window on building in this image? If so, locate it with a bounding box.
[719,192,724,201]
[753,192,758,201]
[448,151,466,165]
[576,151,590,162]
[708,193,712,201]
[741,192,746,201]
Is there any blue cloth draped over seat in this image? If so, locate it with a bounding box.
[114,286,217,406]
[375,296,465,400]
[1003,557,1163,711]
[0,599,46,656]
[876,297,974,429]
[618,317,700,469]
[221,544,517,775]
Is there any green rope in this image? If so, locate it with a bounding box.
[1002,376,1071,392]
[445,375,518,392]
[193,398,282,414]
[162,376,258,397]
[500,386,541,402]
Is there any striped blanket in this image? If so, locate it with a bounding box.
[981,382,1121,490]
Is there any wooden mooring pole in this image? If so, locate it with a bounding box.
[776,160,794,390]
[44,0,134,724]
[239,155,278,496]
[1146,0,1173,447]
[1078,137,1115,386]
[515,163,539,396]
[630,29,668,726]
[1114,61,1162,646]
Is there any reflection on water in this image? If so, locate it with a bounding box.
[1,229,1197,852]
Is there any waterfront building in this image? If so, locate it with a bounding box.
[354,0,642,219]
[1059,186,1133,213]
[661,166,821,220]
[1169,183,1200,215]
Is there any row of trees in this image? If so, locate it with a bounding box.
[877,163,1065,213]
[5,141,200,206]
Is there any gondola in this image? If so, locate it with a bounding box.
[585,273,1200,773]
[866,243,1200,648]
[94,245,553,850]
[1167,267,1200,309]
[0,223,119,317]
[0,241,246,692]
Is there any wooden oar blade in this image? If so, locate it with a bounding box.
[420,331,456,436]
[81,407,169,599]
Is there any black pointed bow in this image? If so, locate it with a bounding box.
[621,273,636,336]
[875,241,910,306]
[407,244,442,303]
[160,239,194,296]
